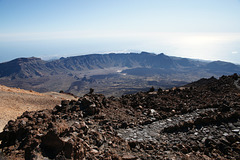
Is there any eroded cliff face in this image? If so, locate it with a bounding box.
[0,74,240,159]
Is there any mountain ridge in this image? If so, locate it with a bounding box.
[1,52,239,79]
[0,52,239,96]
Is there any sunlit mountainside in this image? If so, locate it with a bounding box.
[0,52,239,97]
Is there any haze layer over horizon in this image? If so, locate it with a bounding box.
[0,0,240,63]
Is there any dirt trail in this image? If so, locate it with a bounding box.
[234,78,240,90]
[117,108,217,142]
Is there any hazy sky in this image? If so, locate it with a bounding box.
[0,0,240,63]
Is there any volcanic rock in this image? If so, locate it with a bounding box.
[0,74,240,159]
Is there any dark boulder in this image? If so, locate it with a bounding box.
[40,130,64,159]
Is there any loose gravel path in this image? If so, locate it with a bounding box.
[117,108,218,142]
[234,78,240,90]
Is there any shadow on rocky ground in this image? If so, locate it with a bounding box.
[0,74,240,159]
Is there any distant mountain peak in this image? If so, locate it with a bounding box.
[11,57,42,63]
[140,51,155,55]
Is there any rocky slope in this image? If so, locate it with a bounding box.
[0,52,239,96]
[0,74,240,159]
[0,85,77,132]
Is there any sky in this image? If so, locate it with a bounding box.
[0,0,240,63]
